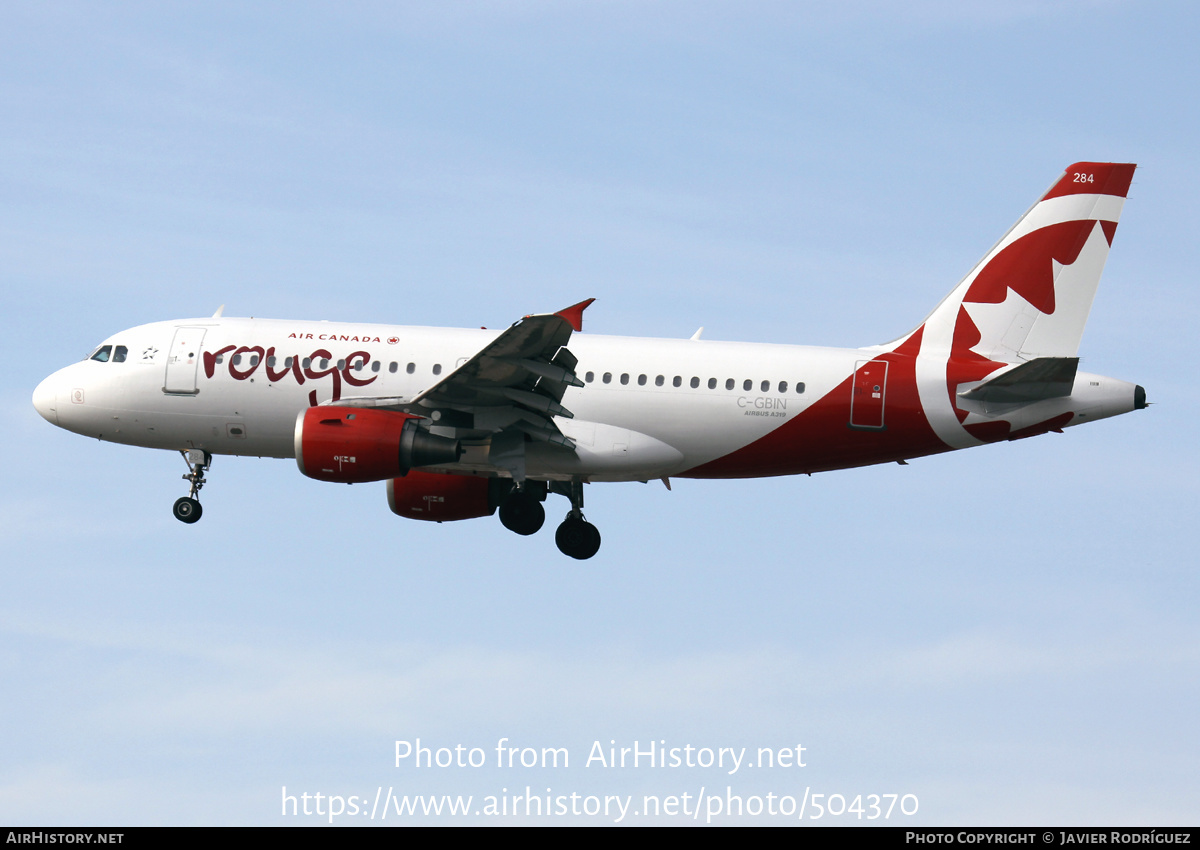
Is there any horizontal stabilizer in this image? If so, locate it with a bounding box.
[959,357,1079,404]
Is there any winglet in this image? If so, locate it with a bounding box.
[555,298,596,332]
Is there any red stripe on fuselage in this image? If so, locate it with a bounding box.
[946,308,1008,424]
[682,329,949,478]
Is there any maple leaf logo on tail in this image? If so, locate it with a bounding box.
[905,162,1136,448]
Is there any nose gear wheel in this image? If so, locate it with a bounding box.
[173,497,202,523]
[174,449,211,524]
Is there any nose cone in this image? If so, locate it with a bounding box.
[32,375,59,425]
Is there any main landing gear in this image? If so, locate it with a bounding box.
[550,481,600,560]
[173,449,211,524]
[496,479,601,560]
[498,486,546,536]
[555,512,601,561]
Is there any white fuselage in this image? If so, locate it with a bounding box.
[33,315,1140,484]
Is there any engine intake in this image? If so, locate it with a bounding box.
[294,406,462,484]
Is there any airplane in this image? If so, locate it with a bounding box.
[32,162,1147,560]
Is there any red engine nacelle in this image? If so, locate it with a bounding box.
[387,471,507,522]
[294,406,462,484]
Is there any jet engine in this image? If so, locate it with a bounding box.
[294,406,462,484]
[387,471,510,522]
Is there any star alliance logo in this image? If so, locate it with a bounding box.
[142,346,159,361]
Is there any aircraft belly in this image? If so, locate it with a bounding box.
[61,372,303,458]
[561,386,823,476]
[524,420,684,481]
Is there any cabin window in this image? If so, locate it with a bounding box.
[585,371,595,383]
[637,374,647,386]
[602,372,612,384]
[432,364,442,375]
[302,358,311,369]
[795,382,806,394]
[232,354,242,366]
[249,354,259,367]
[267,356,276,367]
[655,375,665,387]
[760,380,770,392]
[620,373,629,385]
[673,376,682,387]
[371,361,381,373]
[707,378,717,389]
[336,359,346,370]
[690,377,700,389]
[406,362,415,374]
[743,379,752,391]
[90,346,112,362]
[388,362,398,373]
[779,381,788,393]
[285,357,293,368]
[725,378,734,390]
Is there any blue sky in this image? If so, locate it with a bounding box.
[2,1,1197,825]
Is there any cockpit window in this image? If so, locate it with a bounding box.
[90,345,112,362]
[112,345,128,363]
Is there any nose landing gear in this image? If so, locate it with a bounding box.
[172,497,202,523]
[173,449,211,524]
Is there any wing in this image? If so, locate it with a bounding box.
[331,299,594,479]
